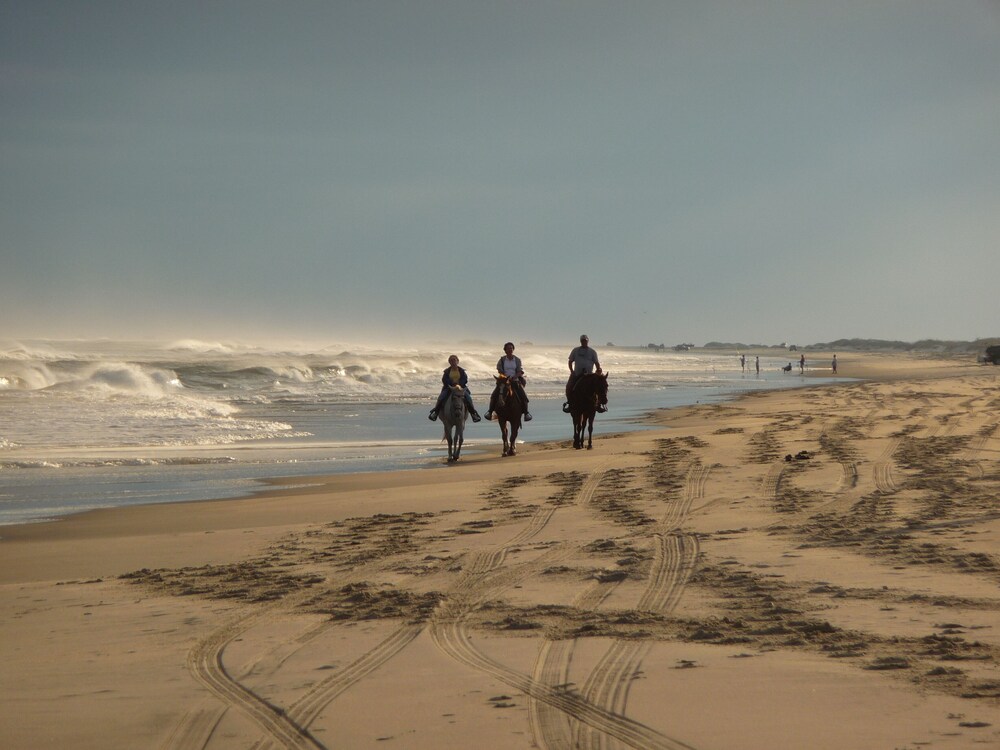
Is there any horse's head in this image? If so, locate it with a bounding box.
[596,372,609,401]
[495,374,516,400]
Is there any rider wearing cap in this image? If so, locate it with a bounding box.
[563,334,607,413]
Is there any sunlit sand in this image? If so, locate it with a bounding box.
[2,352,998,749]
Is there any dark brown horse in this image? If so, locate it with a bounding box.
[568,372,608,450]
[492,374,524,456]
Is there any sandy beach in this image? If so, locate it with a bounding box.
[2,353,998,750]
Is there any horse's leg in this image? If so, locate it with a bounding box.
[587,414,595,449]
[453,400,464,460]
[500,421,509,456]
[508,421,518,455]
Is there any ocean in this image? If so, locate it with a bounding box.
[0,339,829,526]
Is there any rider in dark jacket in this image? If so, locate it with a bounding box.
[429,355,481,422]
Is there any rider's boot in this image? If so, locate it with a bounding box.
[466,396,482,422]
[517,388,531,421]
[429,399,444,421]
[597,402,608,413]
[484,393,497,421]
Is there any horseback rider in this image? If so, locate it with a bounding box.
[564,334,607,413]
[428,354,482,422]
[485,342,532,422]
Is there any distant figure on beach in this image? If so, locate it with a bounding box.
[832,354,838,374]
[486,342,531,422]
[782,362,793,373]
[429,355,482,422]
[740,354,746,373]
[755,356,760,375]
[564,334,606,413]
[799,354,805,373]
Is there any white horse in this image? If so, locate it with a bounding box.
[439,384,467,462]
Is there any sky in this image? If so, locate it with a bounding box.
[2,1,999,348]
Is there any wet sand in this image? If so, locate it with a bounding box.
[2,353,998,749]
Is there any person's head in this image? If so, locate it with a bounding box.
[580,335,589,345]
[503,342,515,355]
[448,355,459,367]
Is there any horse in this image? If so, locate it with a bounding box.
[438,384,467,462]
[568,372,608,450]
[491,374,524,456]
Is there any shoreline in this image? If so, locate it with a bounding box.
[0,366,844,528]
[0,350,979,536]
[2,352,998,748]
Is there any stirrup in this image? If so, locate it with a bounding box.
[597,404,608,413]
[524,412,532,421]
[562,402,571,413]
[471,411,482,423]
[428,409,438,421]
[484,411,494,421]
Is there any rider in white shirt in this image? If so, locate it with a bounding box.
[485,342,532,422]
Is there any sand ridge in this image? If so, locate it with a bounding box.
[2,356,999,749]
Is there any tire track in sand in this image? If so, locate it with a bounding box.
[179,602,323,750]
[433,618,695,750]
[253,491,567,748]
[575,532,700,750]
[430,465,694,749]
[530,580,621,750]
[535,463,706,750]
[872,438,901,495]
[962,422,998,480]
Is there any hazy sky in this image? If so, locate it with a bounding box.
[2,2,998,347]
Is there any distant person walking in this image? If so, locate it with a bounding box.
[832,354,838,374]
[564,335,605,413]
[799,354,805,374]
[755,356,760,375]
[740,354,746,373]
